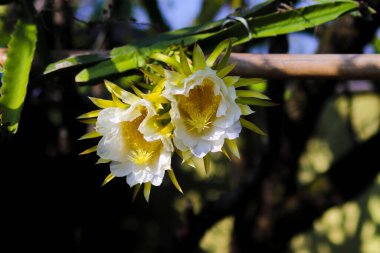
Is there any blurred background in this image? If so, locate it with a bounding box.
[1,0,380,252]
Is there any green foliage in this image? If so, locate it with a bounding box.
[43,54,109,75]
[0,19,37,134]
[44,0,359,84]
[231,0,359,45]
[75,47,149,83]
[0,0,362,139]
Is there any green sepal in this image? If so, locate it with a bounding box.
[240,118,267,136]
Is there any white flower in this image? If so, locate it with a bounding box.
[96,99,173,187]
[163,67,242,158]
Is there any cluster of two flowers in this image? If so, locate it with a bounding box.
[79,42,260,201]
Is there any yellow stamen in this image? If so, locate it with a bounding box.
[120,109,163,165]
[128,149,154,165]
[176,79,221,134]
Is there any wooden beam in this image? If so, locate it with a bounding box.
[1,49,380,80]
[229,53,380,80]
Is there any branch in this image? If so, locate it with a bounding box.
[229,53,380,80]
[2,49,380,80]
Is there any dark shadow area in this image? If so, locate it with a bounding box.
[1,1,380,253]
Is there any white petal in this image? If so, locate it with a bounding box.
[120,90,140,105]
[191,140,213,158]
[201,126,225,141]
[216,96,228,117]
[227,86,237,100]
[213,103,241,128]
[119,102,143,122]
[151,170,165,186]
[225,121,242,139]
[174,128,198,150]
[95,97,174,188]
[126,172,139,187]
[143,171,154,183]
[214,76,228,95]
[166,66,242,158]
[97,133,124,161]
[134,170,146,183]
[124,142,171,186]
[96,107,122,135]
[110,161,133,177]
[173,136,187,152]
[210,138,224,153]
[157,151,172,169]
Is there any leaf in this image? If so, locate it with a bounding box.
[104,80,140,104]
[76,109,102,119]
[223,76,240,86]
[236,90,270,100]
[168,169,183,193]
[204,154,212,175]
[49,1,359,83]
[147,64,165,76]
[130,85,144,98]
[79,145,98,155]
[150,52,181,71]
[113,26,216,54]
[179,149,194,165]
[111,91,127,109]
[179,47,191,75]
[141,69,161,84]
[233,1,360,45]
[142,92,169,104]
[101,173,115,187]
[132,184,142,202]
[135,81,154,90]
[239,104,255,115]
[88,97,114,108]
[216,39,232,70]
[217,62,236,78]
[221,147,231,160]
[111,75,142,90]
[236,97,278,107]
[96,158,111,164]
[78,131,101,140]
[78,118,97,125]
[144,182,152,202]
[191,156,206,174]
[0,20,37,134]
[75,53,144,83]
[43,53,108,75]
[193,44,206,71]
[206,38,236,67]
[240,118,267,136]
[225,139,240,159]
[159,122,174,135]
[104,80,125,98]
[234,78,266,88]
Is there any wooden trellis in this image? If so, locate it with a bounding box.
[230,54,380,80]
[1,49,380,80]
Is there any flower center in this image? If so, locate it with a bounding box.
[176,79,221,134]
[120,110,162,165]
